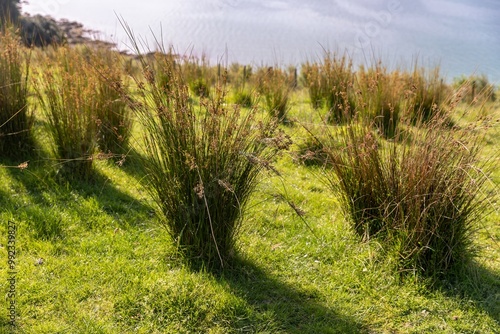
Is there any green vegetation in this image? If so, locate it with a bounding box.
[125,31,291,270]
[453,74,497,103]
[33,47,101,180]
[32,45,130,180]
[0,35,499,333]
[0,27,33,158]
[302,52,356,124]
[301,53,451,137]
[90,48,132,156]
[355,62,403,138]
[230,64,255,108]
[19,15,65,48]
[256,66,294,122]
[317,115,492,278]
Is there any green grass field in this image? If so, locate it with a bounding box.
[1,88,498,333]
[0,38,499,333]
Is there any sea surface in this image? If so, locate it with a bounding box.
[23,0,500,83]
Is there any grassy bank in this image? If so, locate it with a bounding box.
[0,42,499,333]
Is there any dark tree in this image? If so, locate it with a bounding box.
[0,0,21,24]
[20,15,65,46]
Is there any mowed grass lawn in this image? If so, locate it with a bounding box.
[0,89,499,333]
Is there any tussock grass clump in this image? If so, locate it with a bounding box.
[388,124,489,277]
[0,27,33,158]
[301,61,323,109]
[322,54,355,124]
[356,63,405,138]
[256,66,293,122]
[183,54,215,98]
[89,48,132,156]
[34,47,99,180]
[230,64,255,108]
[320,114,493,278]
[321,124,388,239]
[232,89,254,108]
[302,52,356,124]
[126,32,291,270]
[405,66,449,123]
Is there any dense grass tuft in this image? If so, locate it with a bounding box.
[302,52,356,124]
[33,47,99,180]
[0,27,33,158]
[319,112,493,278]
[89,48,132,156]
[356,63,404,138]
[125,30,291,270]
[231,64,255,108]
[256,66,293,122]
[183,54,214,98]
[406,65,449,124]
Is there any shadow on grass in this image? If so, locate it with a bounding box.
[3,159,151,231]
[218,255,368,333]
[67,168,151,226]
[113,146,147,181]
[438,261,500,325]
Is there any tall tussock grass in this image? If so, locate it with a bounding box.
[230,64,254,108]
[89,48,131,156]
[183,54,214,98]
[319,111,493,279]
[302,52,356,124]
[302,53,451,133]
[34,47,99,180]
[405,65,449,123]
[355,63,405,138]
[0,27,33,158]
[256,66,293,122]
[34,46,130,178]
[124,28,291,270]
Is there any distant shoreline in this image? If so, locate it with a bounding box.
[19,10,499,84]
[22,12,116,49]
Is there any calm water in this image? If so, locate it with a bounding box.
[23,0,500,83]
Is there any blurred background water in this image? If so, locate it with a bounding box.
[23,0,500,83]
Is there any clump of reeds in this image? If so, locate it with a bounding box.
[256,66,292,122]
[319,109,492,279]
[301,61,323,109]
[124,27,291,270]
[230,64,254,108]
[301,52,356,124]
[321,124,388,238]
[232,89,254,108]
[34,47,99,180]
[89,48,132,156]
[183,54,214,98]
[405,65,449,123]
[356,63,405,138]
[0,27,33,158]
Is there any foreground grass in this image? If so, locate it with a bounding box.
[0,95,499,333]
